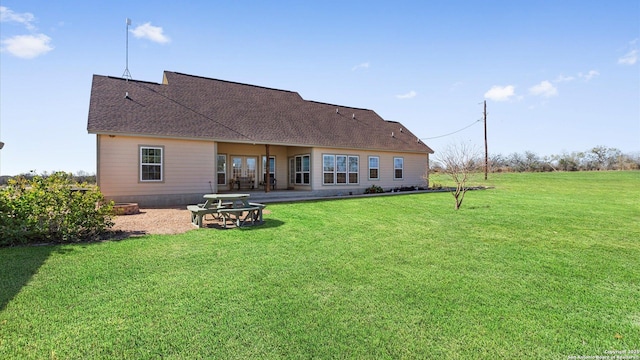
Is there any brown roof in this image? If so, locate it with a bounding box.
[87,71,433,153]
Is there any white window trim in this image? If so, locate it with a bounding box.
[295,154,310,185]
[323,154,359,185]
[217,154,227,185]
[368,156,380,180]
[348,155,359,184]
[323,154,335,185]
[394,157,404,180]
[139,145,164,182]
[336,155,347,184]
[262,155,276,174]
[262,155,276,182]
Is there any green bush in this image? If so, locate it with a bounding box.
[364,185,384,194]
[0,172,114,245]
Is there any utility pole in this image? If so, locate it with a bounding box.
[483,100,488,180]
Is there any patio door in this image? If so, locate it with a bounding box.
[232,156,257,186]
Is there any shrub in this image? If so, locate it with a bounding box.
[430,182,444,190]
[364,185,384,194]
[0,172,113,246]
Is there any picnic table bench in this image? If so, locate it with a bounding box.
[217,203,265,228]
[187,194,266,228]
[187,205,219,228]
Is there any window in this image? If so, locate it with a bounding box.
[262,156,275,183]
[217,154,226,185]
[295,157,302,183]
[140,146,163,182]
[336,155,347,184]
[394,157,404,180]
[349,156,359,183]
[232,157,242,180]
[369,156,379,180]
[323,155,334,184]
[323,154,359,185]
[295,155,310,185]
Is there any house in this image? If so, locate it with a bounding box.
[87,71,433,207]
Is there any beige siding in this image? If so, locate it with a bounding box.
[97,135,216,199]
[217,143,289,190]
[310,147,429,191]
[96,135,430,205]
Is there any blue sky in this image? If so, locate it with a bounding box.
[1,0,638,176]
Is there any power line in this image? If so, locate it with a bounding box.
[420,119,482,140]
[131,81,256,142]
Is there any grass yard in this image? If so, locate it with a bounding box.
[1,171,639,359]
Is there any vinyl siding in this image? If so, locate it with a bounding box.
[96,135,429,205]
[216,143,289,190]
[310,147,429,191]
[97,135,216,199]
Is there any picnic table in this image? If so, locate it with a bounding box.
[187,193,266,228]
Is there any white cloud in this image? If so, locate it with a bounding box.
[0,6,53,58]
[449,81,464,92]
[395,90,416,99]
[1,34,53,58]
[554,74,575,83]
[130,22,171,44]
[351,62,369,71]
[618,39,638,65]
[529,80,558,97]
[0,6,36,30]
[484,85,516,102]
[578,70,599,81]
[618,49,638,65]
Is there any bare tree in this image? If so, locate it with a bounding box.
[435,142,482,210]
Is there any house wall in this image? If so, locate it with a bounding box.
[96,135,430,206]
[97,135,216,207]
[216,143,289,191]
[309,147,429,196]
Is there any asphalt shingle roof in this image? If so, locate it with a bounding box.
[87,71,433,153]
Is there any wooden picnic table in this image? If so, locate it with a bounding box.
[187,193,265,228]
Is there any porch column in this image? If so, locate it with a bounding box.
[265,144,270,193]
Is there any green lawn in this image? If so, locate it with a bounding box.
[1,171,639,359]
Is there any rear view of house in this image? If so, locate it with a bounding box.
[87,71,433,207]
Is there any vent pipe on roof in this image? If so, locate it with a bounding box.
[391,132,395,137]
[336,108,339,114]
[352,114,355,119]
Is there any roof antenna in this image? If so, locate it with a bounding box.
[122,18,132,80]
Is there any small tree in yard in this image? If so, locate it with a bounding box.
[436,142,482,210]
